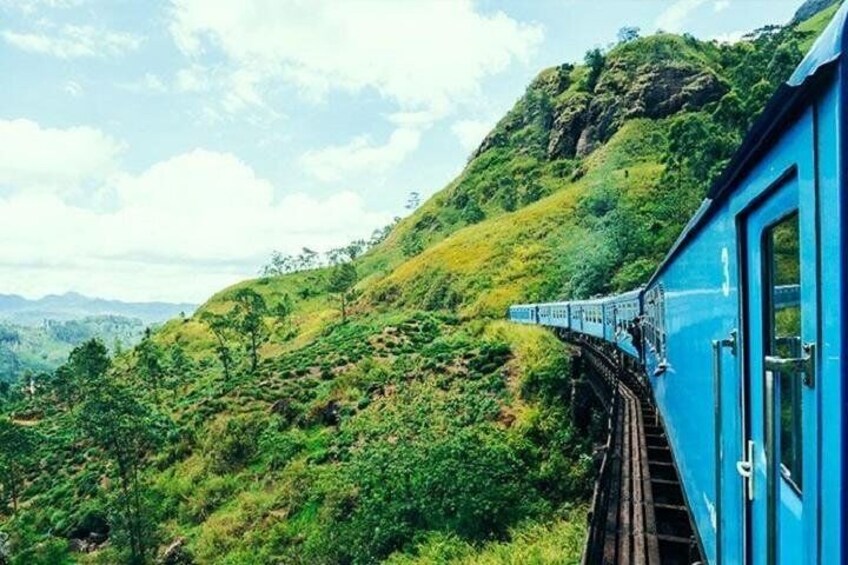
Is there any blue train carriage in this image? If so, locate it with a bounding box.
[507,304,537,325]
[570,301,583,333]
[548,302,571,329]
[536,303,553,326]
[602,288,643,359]
[571,298,605,339]
[525,301,572,329]
[645,6,846,563]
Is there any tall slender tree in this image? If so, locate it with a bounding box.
[66,340,162,564]
[201,312,235,381]
[231,289,269,373]
[0,418,37,515]
[327,262,358,322]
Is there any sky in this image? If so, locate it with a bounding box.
[0,0,806,303]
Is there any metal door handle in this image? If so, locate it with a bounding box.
[764,342,815,387]
[736,439,754,501]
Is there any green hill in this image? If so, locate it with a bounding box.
[0,4,840,564]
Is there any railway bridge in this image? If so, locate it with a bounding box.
[561,332,705,565]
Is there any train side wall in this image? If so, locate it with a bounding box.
[645,203,739,564]
[647,78,843,563]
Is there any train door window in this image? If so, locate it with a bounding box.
[766,213,803,490]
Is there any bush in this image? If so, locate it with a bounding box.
[259,427,306,471]
[205,415,265,473]
[331,425,542,561]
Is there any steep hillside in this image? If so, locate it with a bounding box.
[0,4,839,565]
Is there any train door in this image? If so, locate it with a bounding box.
[741,175,819,564]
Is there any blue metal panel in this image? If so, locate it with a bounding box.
[817,70,844,565]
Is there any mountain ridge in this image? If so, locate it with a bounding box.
[0,291,196,326]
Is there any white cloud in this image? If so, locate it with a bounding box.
[451,119,495,153]
[0,129,391,301]
[119,73,168,94]
[2,24,142,58]
[0,118,123,195]
[168,0,543,118]
[0,0,84,14]
[137,73,167,93]
[63,80,83,97]
[655,0,707,32]
[714,0,730,12]
[175,65,210,93]
[301,128,422,183]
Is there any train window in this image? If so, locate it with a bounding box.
[644,286,667,359]
[766,213,802,490]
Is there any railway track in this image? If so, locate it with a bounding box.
[574,339,703,564]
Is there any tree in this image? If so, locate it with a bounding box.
[401,232,424,257]
[136,337,165,397]
[296,248,320,271]
[327,262,358,322]
[584,48,606,91]
[76,382,162,564]
[405,191,421,210]
[617,26,640,44]
[369,220,398,247]
[231,289,269,373]
[55,338,111,406]
[68,339,110,387]
[498,177,517,212]
[500,187,517,211]
[344,239,367,261]
[0,419,37,515]
[461,197,485,224]
[168,342,192,394]
[261,251,295,276]
[521,179,546,205]
[273,293,296,338]
[201,312,235,381]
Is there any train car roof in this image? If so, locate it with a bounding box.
[609,288,644,300]
[647,3,848,286]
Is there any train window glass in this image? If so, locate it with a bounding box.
[766,213,802,491]
[644,286,666,359]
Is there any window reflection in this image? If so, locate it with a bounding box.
[766,212,802,491]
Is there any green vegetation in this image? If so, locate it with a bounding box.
[0,315,148,384]
[0,5,838,564]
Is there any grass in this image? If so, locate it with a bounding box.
[386,506,588,565]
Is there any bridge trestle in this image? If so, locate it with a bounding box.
[568,335,704,565]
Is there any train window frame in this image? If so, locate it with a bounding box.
[763,211,803,493]
[644,285,667,361]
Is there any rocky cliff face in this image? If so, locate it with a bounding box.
[473,37,728,162]
[572,63,725,157]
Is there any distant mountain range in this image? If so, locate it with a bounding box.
[0,292,196,326]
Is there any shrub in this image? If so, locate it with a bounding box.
[205,415,265,473]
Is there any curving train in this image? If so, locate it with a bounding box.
[510,5,848,565]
